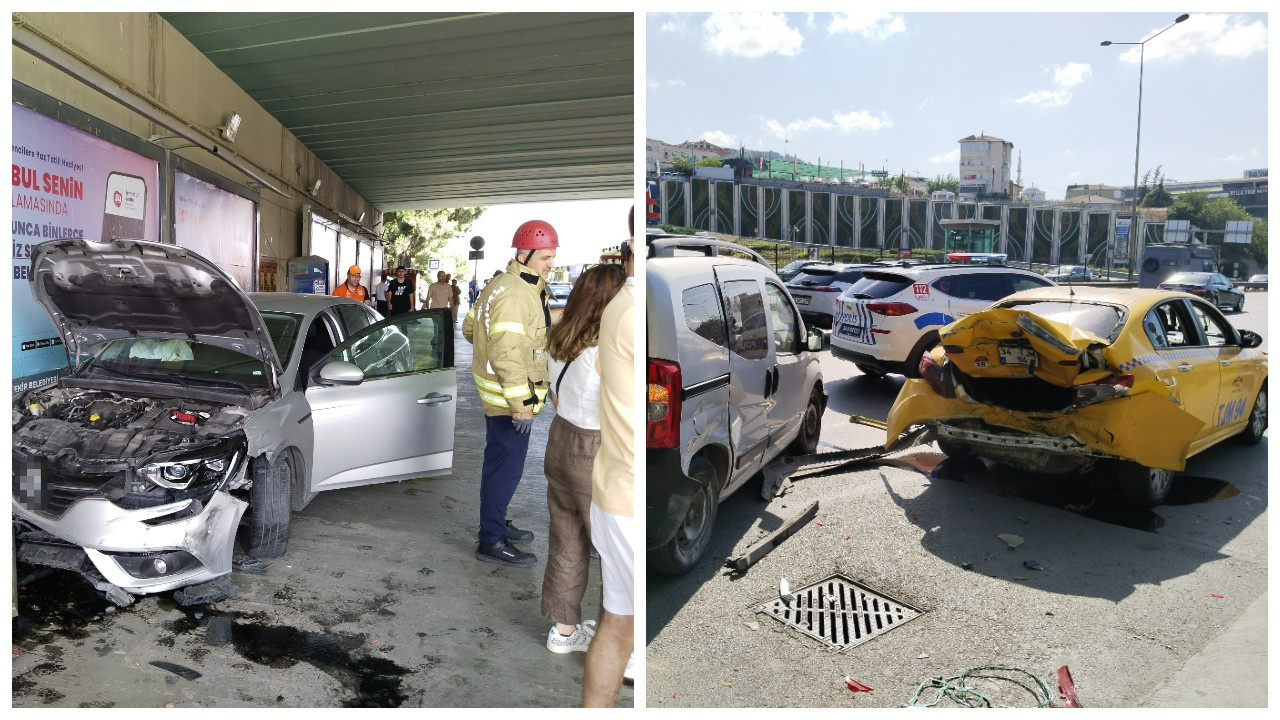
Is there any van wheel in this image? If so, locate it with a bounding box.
[244,454,293,558]
[1115,461,1173,507]
[788,388,824,455]
[649,456,719,575]
[1235,386,1267,445]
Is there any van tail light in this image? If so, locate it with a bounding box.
[919,352,955,399]
[647,359,682,449]
[867,302,918,316]
[1072,373,1133,408]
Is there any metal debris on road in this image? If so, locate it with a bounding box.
[917,653,930,660]
[1056,665,1084,708]
[232,554,273,574]
[725,501,820,573]
[997,534,1024,550]
[761,425,932,498]
[1023,561,1044,572]
[173,576,239,606]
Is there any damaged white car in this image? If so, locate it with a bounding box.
[13,238,457,604]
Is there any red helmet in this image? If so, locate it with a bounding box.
[512,220,559,250]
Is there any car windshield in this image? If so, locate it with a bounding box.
[1164,272,1210,284]
[998,300,1125,343]
[259,311,303,363]
[85,338,271,391]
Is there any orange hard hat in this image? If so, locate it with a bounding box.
[512,220,559,250]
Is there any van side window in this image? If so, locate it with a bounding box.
[722,280,769,360]
[764,283,799,355]
[682,284,727,347]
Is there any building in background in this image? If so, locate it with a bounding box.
[958,133,1015,199]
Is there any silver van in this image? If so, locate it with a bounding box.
[646,233,826,574]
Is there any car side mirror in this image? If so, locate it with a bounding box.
[806,326,824,352]
[315,360,365,386]
[1239,330,1263,349]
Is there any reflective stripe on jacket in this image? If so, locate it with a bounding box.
[462,259,551,416]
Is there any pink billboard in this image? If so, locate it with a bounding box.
[11,103,161,391]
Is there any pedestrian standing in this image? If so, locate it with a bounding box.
[427,270,452,310]
[332,265,370,305]
[582,209,636,706]
[450,278,462,323]
[541,263,627,654]
[463,220,558,568]
[387,266,414,316]
[374,273,389,316]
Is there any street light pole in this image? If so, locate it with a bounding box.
[1102,13,1189,281]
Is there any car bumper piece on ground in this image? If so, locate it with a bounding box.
[12,489,248,595]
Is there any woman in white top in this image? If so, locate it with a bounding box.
[540,263,627,655]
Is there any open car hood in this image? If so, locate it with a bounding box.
[29,238,282,386]
[939,307,1115,387]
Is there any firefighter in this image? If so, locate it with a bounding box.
[463,219,557,567]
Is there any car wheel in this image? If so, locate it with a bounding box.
[649,456,719,575]
[1115,461,1173,507]
[1234,295,1245,313]
[245,453,293,558]
[1235,386,1267,445]
[856,364,887,379]
[905,334,941,379]
[1209,292,1220,308]
[788,387,824,456]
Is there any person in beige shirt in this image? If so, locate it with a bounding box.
[582,209,635,707]
[426,270,452,310]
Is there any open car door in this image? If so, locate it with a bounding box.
[305,308,456,493]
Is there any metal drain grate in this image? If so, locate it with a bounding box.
[757,574,922,651]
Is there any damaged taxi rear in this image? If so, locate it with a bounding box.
[885,287,1266,506]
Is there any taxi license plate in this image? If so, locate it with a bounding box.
[794,295,810,305]
[998,346,1036,366]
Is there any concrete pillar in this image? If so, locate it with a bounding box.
[1050,208,1061,265]
[757,185,765,239]
[708,181,718,234]
[781,189,790,244]
[804,190,814,244]
[1024,207,1035,264]
[999,204,1009,254]
[732,183,741,237]
[828,194,837,248]
[852,197,863,249]
[876,198,886,251]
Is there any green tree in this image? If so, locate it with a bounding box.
[1167,191,1268,266]
[927,174,960,194]
[381,207,484,269]
[696,156,725,167]
[669,155,693,175]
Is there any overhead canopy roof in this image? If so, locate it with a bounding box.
[162,12,633,210]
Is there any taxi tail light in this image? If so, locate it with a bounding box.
[647,359,682,449]
[919,352,956,399]
[1072,373,1134,408]
[867,302,918,316]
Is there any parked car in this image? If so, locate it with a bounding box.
[647,233,825,575]
[1248,274,1268,283]
[548,282,572,309]
[1157,271,1245,312]
[830,263,1055,378]
[786,263,875,331]
[777,259,831,283]
[1044,265,1093,282]
[885,287,1267,506]
[12,238,457,604]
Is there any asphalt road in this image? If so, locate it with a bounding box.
[646,293,1269,708]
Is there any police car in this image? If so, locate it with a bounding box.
[830,263,1054,377]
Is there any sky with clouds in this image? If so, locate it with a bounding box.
[646,11,1269,200]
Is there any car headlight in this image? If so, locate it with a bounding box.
[136,434,247,491]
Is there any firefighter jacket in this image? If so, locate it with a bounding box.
[463,259,551,417]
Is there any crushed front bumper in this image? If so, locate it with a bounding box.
[12,489,248,595]
[886,379,1204,472]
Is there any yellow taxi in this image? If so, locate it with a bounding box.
[885,286,1267,506]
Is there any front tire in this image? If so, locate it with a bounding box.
[1234,295,1245,313]
[1235,386,1267,445]
[649,456,719,575]
[1116,461,1173,507]
[245,453,293,558]
[787,387,824,455]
